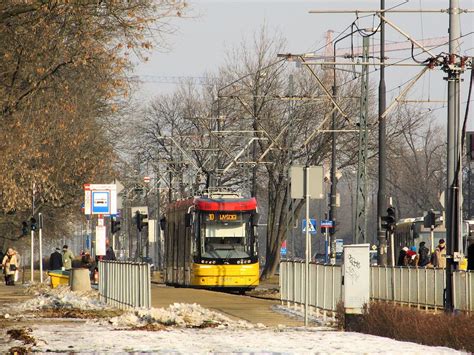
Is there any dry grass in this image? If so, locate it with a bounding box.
[38,307,123,319]
[6,328,36,345]
[338,302,474,352]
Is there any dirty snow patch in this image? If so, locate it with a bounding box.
[15,284,107,312]
[108,303,259,329]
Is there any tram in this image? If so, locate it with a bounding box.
[162,191,260,291]
[393,217,470,257]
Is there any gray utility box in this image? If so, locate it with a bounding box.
[343,244,370,314]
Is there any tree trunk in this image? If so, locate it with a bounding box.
[260,177,287,280]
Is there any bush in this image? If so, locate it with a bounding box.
[339,302,474,352]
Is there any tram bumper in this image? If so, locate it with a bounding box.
[191,263,259,288]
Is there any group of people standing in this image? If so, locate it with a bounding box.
[398,239,447,268]
[49,242,116,282]
[2,241,116,287]
[48,244,75,271]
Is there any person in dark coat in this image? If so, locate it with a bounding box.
[418,242,430,267]
[104,240,116,261]
[397,247,408,266]
[468,241,474,271]
[49,248,63,270]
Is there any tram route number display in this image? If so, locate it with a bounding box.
[209,213,238,221]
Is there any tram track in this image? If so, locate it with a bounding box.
[150,282,302,327]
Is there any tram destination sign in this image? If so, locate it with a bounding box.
[208,213,239,221]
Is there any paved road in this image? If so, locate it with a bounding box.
[151,284,303,327]
[0,272,303,328]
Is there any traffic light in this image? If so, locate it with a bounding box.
[381,207,396,231]
[135,211,148,231]
[423,209,443,228]
[30,217,37,231]
[21,221,28,236]
[111,217,121,234]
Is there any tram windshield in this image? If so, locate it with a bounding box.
[200,212,253,259]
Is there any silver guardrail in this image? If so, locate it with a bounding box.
[370,266,474,312]
[280,260,342,315]
[98,260,151,309]
[280,260,474,313]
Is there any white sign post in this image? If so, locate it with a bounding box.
[290,165,324,326]
[38,213,43,283]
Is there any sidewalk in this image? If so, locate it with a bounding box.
[0,283,32,309]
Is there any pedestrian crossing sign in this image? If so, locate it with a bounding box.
[302,219,317,234]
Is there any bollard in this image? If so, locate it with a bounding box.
[70,268,91,291]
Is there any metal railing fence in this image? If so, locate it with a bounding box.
[280,260,474,313]
[98,260,151,309]
[280,260,342,313]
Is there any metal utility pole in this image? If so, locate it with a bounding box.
[304,166,310,326]
[286,75,295,258]
[38,213,43,283]
[354,36,370,244]
[329,40,338,265]
[377,0,388,266]
[30,182,35,283]
[445,0,462,313]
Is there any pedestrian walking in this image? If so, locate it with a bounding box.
[62,245,74,270]
[418,242,430,267]
[2,248,19,286]
[49,248,63,270]
[432,239,447,268]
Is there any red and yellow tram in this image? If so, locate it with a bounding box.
[163,191,259,290]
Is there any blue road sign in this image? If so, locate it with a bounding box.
[92,191,110,214]
[280,247,287,256]
[302,219,317,234]
[320,220,334,228]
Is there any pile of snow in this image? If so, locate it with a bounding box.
[108,303,260,329]
[17,284,107,312]
[273,305,334,328]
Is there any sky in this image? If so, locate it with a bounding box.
[135,0,474,132]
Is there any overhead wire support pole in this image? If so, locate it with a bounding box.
[444,0,463,314]
[380,66,430,119]
[377,0,387,266]
[354,36,370,244]
[376,14,437,57]
[297,56,350,123]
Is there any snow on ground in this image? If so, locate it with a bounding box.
[27,322,461,354]
[107,303,260,329]
[272,304,334,328]
[0,286,463,353]
[15,284,106,312]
